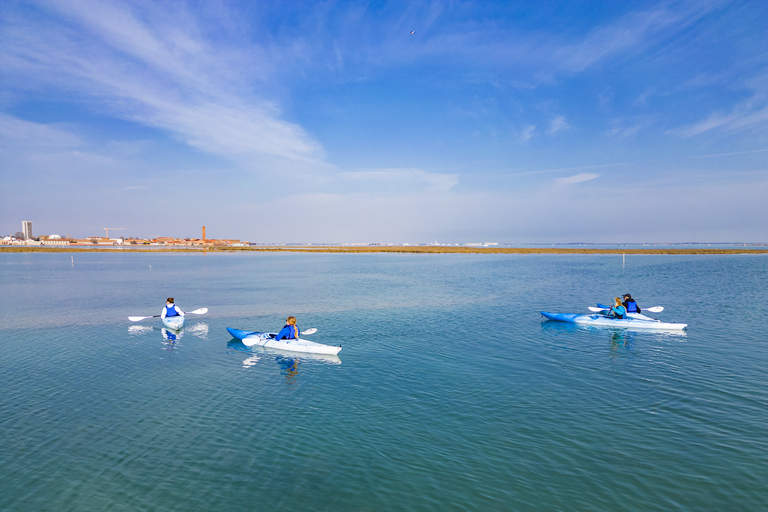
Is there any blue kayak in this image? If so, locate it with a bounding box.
[541,312,687,330]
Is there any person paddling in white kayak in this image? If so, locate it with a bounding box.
[606,297,627,319]
[272,316,300,341]
[161,298,185,321]
[622,294,641,314]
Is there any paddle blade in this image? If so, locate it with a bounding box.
[186,308,208,315]
[644,306,664,313]
[242,335,264,347]
[302,328,317,335]
[129,316,149,322]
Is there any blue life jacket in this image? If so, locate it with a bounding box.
[624,300,639,313]
[274,324,299,341]
[611,305,627,319]
[165,305,179,317]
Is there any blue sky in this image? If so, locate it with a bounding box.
[1,0,766,243]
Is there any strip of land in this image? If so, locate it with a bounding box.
[2,246,766,255]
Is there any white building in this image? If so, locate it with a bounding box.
[22,221,33,239]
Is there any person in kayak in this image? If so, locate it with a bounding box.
[622,294,641,313]
[606,297,627,319]
[161,297,185,319]
[273,316,300,341]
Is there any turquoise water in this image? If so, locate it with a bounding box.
[1,252,766,511]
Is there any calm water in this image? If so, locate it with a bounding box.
[1,252,766,511]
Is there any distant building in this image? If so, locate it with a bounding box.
[41,239,70,246]
[22,221,33,240]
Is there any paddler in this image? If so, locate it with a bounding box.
[607,297,627,319]
[622,294,641,313]
[161,297,185,320]
[273,316,300,341]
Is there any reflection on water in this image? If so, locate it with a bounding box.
[277,355,300,384]
[185,323,209,338]
[609,329,634,347]
[161,328,181,351]
[242,355,260,367]
[128,325,154,335]
[127,322,210,351]
[226,338,340,383]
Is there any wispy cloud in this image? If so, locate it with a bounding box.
[671,105,768,138]
[0,0,324,168]
[553,173,600,186]
[670,67,768,140]
[513,162,631,177]
[552,4,711,74]
[606,117,654,138]
[519,125,536,142]
[547,116,568,136]
[693,148,768,159]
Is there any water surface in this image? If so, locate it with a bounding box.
[1,252,766,511]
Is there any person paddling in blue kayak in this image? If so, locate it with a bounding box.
[622,294,642,314]
[161,297,185,320]
[273,316,300,341]
[606,297,627,319]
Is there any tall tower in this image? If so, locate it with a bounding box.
[22,221,33,240]
[202,226,206,242]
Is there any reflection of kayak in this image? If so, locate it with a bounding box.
[541,312,687,330]
[162,316,185,330]
[226,328,342,355]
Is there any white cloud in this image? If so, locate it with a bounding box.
[553,173,600,186]
[555,3,713,74]
[606,118,653,138]
[693,148,768,159]
[672,105,768,138]
[520,125,536,142]
[0,0,325,168]
[547,115,568,136]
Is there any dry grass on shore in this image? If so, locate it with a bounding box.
[2,245,766,255]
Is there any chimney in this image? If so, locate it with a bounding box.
[202,226,206,241]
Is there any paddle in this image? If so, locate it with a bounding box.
[129,307,208,322]
[588,306,663,313]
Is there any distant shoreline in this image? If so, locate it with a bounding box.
[2,246,767,255]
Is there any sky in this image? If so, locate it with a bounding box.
[1,0,767,244]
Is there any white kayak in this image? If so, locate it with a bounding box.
[245,345,342,365]
[162,315,185,331]
[541,312,687,330]
[627,312,657,322]
[227,328,342,355]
